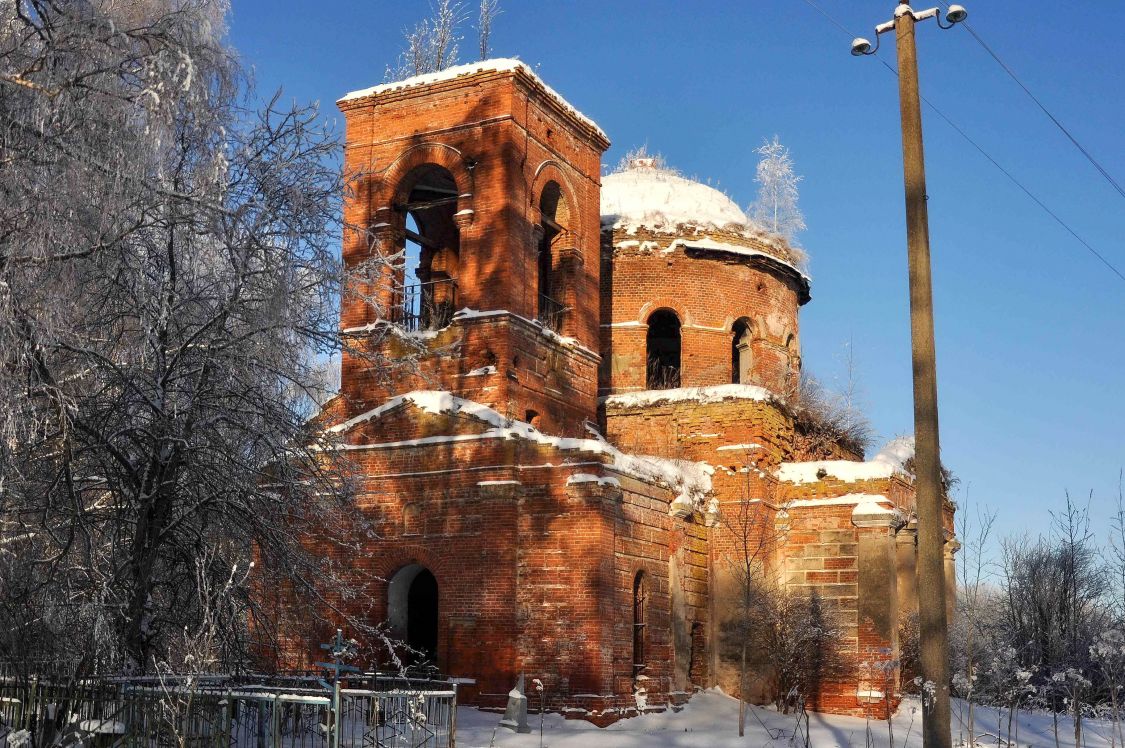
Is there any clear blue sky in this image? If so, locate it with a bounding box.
[229,1,1125,541]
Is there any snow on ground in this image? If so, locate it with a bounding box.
[455,691,1115,748]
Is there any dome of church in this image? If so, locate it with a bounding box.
[600,156,753,233]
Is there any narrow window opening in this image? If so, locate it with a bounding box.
[732,318,753,385]
[689,621,706,686]
[525,409,542,429]
[633,571,647,678]
[646,310,681,390]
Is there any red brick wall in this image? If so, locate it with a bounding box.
[340,313,600,437]
[282,63,958,724]
[337,66,609,435]
[599,228,806,397]
[275,417,704,712]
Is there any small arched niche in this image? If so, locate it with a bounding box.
[388,563,439,663]
[537,181,570,331]
[646,309,682,390]
[392,164,461,331]
[731,318,754,385]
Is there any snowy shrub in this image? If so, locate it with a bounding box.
[791,371,873,459]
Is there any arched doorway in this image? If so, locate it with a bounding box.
[388,564,439,663]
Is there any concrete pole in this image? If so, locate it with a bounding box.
[892,5,951,748]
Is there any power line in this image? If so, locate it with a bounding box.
[796,0,1125,284]
[931,2,1125,204]
[914,88,1125,283]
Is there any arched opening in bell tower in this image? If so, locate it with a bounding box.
[646,309,681,390]
[537,181,570,331]
[393,164,461,331]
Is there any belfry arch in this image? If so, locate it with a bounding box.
[537,180,571,331]
[391,164,461,331]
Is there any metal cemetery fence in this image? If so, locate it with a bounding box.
[0,675,456,748]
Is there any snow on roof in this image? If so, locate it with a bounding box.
[601,159,752,234]
[339,58,607,141]
[671,238,810,282]
[329,390,713,514]
[775,436,915,485]
[602,384,774,410]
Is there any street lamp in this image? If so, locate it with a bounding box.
[851,5,966,748]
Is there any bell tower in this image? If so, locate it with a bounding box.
[336,60,610,436]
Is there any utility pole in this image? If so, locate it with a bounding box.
[850,5,967,748]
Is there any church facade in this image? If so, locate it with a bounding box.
[291,59,956,720]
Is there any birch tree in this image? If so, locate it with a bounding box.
[0,0,393,674]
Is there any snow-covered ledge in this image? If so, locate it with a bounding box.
[602,384,773,409]
[851,500,905,529]
[327,390,714,515]
[776,436,915,485]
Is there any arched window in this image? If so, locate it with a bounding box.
[646,309,681,390]
[732,318,753,384]
[633,571,647,678]
[393,165,460,331]
[537,182,569,331]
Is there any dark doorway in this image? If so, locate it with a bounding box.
[406,569,439,660]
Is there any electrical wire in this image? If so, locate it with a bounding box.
[796,0,1125,283]
[932,2,1125,204]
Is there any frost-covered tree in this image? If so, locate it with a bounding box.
[477,0,501,60]
[750,135,806,243]
[386,0,468,80]
[0,0,396,674]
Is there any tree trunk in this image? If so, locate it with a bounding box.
[1113,685,1123,748]
[739,640,746,737]
[1074,692,1082,748]
[123,491,168,670]
[1052,695,1060,748]
[968,695,976,748]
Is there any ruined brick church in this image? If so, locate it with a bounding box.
[297,59,957,719]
